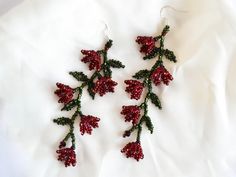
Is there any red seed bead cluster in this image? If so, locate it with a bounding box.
[59,141,66,149]
[121,105,141,125]
[121,141,144,161]
[124,80,144,100]
[55,83,74,104]
[80,115,100,135]
[123,130,131,138]
[56,147,77,167]
[136,36,156,55]
[81,50,102,71]
[151,66,173,86]
[93,77,118,96]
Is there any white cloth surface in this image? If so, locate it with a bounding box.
[0,0,236,176]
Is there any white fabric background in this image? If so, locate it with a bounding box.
[0,0,236,177]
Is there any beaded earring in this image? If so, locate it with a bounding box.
[53,39,125,167]
[120,24,177,161]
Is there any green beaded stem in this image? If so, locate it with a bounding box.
[126,25,177,142]
[53,40,125,149]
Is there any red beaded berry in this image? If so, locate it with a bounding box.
[121,141,144,161]
[80,115,100,135]
[136,36,156,55]
[124,80,144,100]
[56,147,76,167]
[123,130,131,138]
[81,50,102,71]
[121,105,141,125]
[151,66,173,86]
[59,141,66,149]
[93,77,117,96]
[55,83,74,104]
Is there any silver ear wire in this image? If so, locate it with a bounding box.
[160,5,188,25]
[160,6,169,26]
[100,21,111,40]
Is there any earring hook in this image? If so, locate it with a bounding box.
[160,5,188,25]
[100,20,111,40]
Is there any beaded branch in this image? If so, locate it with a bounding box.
[53,40,124,167]
[120,25,177,161]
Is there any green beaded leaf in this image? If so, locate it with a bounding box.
[164,49,177,63]
[103,66,112,77]
[143,47,160,60]
[154,35,161,41]
[53,117,72,125]
[144,116,154,134]
[87,81,95,99]
[61,99,80,111]
[69,71,89,82]
[105,40,113,50]
[133,69,150,79]
[149,92,162,109]
[161,25,170,36]
[107,59,125,68]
